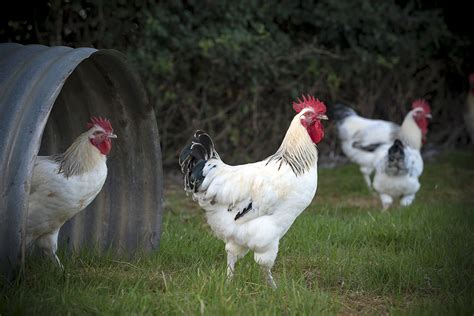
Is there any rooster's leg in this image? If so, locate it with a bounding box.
[264,268,277,289]
[360,166,374,193]
[52,252,64,271]
[379,194,393,212]
[254,242,279,289]
[225,242,248,279]
[400,194,415,207]
[226,254,236,279]
[37,229,63,270]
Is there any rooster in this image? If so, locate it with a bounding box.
[372,139,423,211]
[26,117,116,269]
[332,100,431,191]
[179,95,327,288]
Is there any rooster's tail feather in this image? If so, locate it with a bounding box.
[330,102,357,124]
[179,130,219,192]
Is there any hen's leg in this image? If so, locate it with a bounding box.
[225,242,248,279]
[36,229,63,270]
[360,166,374,192]
[254,241,279,289]
[379,194,393,212]
[400,194,416,207]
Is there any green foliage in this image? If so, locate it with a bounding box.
[129,1,468,164]
[1,150,473,314]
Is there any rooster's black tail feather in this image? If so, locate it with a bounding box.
[330,102,357,124]
[179,130,219,192]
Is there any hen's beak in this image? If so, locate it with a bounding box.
[108,133,118,139]
[425,113,432,119]
[318,114,328,120]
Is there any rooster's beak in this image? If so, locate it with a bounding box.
[425,114,432,119]
[318,114,328,120]
[108,133,118,139]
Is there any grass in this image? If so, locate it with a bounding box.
[1,150,473,315]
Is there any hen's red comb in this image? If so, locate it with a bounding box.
[86,116,113,133]
[411,99,431,114]
[293,94,326,114]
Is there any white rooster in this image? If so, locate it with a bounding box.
[332,100,431,191]
[26,117,116,269]
[179,95,327,288]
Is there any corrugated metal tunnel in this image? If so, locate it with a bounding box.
[0,43,163,278]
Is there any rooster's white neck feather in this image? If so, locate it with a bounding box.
[268,110,318,175]
[54,130,105,177]
[399,109,422,150]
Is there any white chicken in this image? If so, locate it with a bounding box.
[372,139,423,211]
[332,100,431,191]
[26,117,116,269]
[179,95,327,288]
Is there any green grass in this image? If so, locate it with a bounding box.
[1,151,473,315]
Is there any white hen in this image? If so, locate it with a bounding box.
[179,95,327,288]
[26,117,116,269]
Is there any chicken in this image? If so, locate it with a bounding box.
[372,139,423,211]
[26,117,117,269]
[179,95,327,288]
[332,100,431,191]
[465,73,474,142]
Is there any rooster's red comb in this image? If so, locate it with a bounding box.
[293,94,326,114]
[411,99,431,114]
[86,116,113,133]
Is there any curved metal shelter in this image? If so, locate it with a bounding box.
[0,43,163,278]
